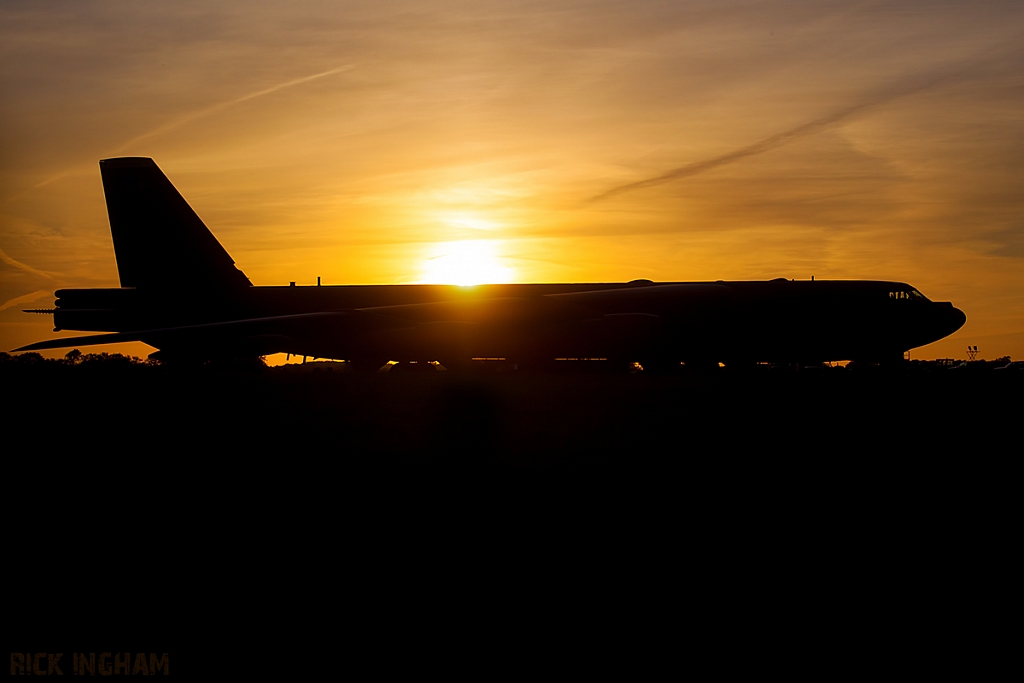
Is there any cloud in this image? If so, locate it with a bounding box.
[987,226,1024,259]
[586,69,964,204]
[0,247,53,279]
[27,64,357,191]
[0,289,52,312]
[111,64,356,153]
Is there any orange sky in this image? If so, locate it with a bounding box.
[3,1,1024,360]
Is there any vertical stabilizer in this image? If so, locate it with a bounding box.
[100,157,251,290]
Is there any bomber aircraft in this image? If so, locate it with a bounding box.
[14,158,966,370]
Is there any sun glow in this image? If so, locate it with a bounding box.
[419,240,515,286]
[442,214,496,231]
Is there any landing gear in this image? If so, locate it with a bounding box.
[679,358,721,373]
[385,360,446,373]
[633,357,683,375]
[350,358,390,373]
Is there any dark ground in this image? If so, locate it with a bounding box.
[3,353,1018,676]
[3,352,1018,465]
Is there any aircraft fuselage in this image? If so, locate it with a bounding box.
[46,278,966,366]
[15,158,966,367]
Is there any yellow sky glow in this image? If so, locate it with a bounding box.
[418,239,515,286]
[3,1,1024,360]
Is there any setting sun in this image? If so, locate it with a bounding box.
[418,240,515,286]
[2,3,1024,360]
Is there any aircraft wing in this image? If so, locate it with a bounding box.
[12,294,657,360]
[11,311,383,354]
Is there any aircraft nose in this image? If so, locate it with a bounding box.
[937,302,966,336]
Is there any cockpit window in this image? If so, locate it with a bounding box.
[889,288,927,301]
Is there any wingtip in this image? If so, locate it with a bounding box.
[11,340,61,352]
[10,333,126,353]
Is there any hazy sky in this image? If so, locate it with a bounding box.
[3,0,1024,359]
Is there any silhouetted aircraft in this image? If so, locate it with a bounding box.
[15,158,966,369]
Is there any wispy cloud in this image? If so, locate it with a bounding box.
[111,64,356,153]
[0,289,52,312]
[0,247,53,279]
[26,64,357,192]
[587,71,956,204]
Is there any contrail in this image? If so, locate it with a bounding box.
[586,72,952,204]
[25,64,356,192]
[111,64,356,153]
[0,246,53,279]
[0,289,52,312]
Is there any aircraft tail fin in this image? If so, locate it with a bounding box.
[99,157,251,291]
